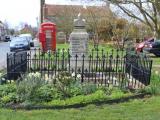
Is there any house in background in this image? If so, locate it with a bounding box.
[42,4,111,41]
[0,21,7,41]
[20,24,38,38]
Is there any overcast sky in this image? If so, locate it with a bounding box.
[0,0,104,28]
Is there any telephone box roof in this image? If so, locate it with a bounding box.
[41,22,56,26]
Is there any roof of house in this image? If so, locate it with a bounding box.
[44,4,110,17]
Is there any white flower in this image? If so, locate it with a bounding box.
[64,49,67,52]
[45,74,49,81]
[28,73,34,78]
[1,78,5,81]
[72,72,75,77]
[35,72,41,77]
[77,74,81,79]
[28,72,41,78]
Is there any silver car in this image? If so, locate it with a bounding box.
[19,34,34,47]
[10,37,30,52]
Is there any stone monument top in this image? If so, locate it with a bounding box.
[74,13,85,28]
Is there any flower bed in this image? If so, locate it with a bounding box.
[0,72,154,109]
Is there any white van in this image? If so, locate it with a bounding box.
[19,34,34,47]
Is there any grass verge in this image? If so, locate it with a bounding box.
[0,95,160,120]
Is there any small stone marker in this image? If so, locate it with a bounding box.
[57,31,66,44]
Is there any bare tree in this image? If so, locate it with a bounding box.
[109,0,160,38]
[55,6,75,41]
[73,0,160,39]
[3,20,10,35]
[85,6,108,47]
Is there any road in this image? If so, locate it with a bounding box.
[0,42,10,69]
[0,39,40,70]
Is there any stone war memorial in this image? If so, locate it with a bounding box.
[69,13,89,70]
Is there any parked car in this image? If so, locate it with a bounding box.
[10,37,30,52]
[19,34,34,47]
[143,40,160,57]
[135,37,154,52]
[33,38,40,47]
[4,35,11,42]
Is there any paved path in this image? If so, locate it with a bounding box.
[0,42,10,69]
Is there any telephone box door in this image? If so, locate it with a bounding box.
[45,30,52,51]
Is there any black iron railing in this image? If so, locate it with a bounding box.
[7,51,27,80]
[125,51,152,86]
[6,48,152,89]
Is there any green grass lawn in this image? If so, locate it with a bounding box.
[56,43,69,49]
[56,43,124,58]
[38,43,120,61]
[149,54,160,73]
[152,57,160,65]
[146,54,160,65]
[56,43,114,51]
[1,96,160,120]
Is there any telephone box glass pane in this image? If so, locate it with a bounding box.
[45,30,52,51]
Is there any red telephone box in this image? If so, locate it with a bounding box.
[39,22,56,52]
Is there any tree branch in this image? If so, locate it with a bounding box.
[117,4,145,24]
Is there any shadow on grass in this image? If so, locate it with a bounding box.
[5,93,150,110]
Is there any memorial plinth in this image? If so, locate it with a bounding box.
[69,14,89,71]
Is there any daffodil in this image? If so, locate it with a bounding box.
[77,74,81,79]
[72,72,75,77]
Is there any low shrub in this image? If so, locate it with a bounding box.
[0,83,16,97]
[98,85,113,95]
[55,72,99,98]
[56,71,75,86]
[55,71,76,98]
[36,84,60,102]
[42,90,108,107]
[1,93,17,104]
[69,80,83,96]
[0,83,17,105]
[110,88,126,99]
[0,71,145,107]
[16,72,46,102]
[38,89,133,107]
[81,83,97,95]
